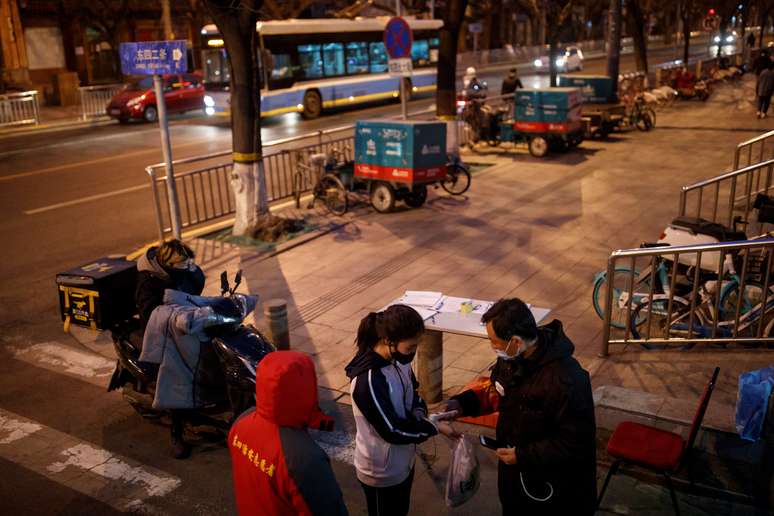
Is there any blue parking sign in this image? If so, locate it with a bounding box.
[119,40,188,75]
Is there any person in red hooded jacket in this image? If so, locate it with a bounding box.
[228,351,348,516]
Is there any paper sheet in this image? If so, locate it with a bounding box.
[397,291,444,308]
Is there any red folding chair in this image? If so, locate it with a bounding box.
[597,367,720,516]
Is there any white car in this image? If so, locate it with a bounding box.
[533,46,584,72]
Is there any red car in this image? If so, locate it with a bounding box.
[107,73,205,123]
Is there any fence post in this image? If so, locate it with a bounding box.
[147,166,166,243]
[417,329,443,403]
[264,299,290,350]
[599,254,616,358]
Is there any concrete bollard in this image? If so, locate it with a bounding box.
[417,329,443,404]
[264,299,289,350]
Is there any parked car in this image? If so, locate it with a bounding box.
[533,46,584,73]
[106,74,205,123]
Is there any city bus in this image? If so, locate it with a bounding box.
[200,17,443,119]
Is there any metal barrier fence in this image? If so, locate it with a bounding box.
[600,238,774,356]
[79,84,122,119]
[734,129,774,170]
[147,125,356,240]
[678,158,774,230]
[0,90,40,127]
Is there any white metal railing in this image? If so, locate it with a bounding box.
[79,84,122,120]
[0,91,40,127]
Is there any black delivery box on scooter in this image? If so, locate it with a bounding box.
[56,257,137,331]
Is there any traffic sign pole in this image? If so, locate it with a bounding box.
[153,74,182,239]
[396,0,407,120]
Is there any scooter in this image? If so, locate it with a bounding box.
[677,79,710,101]
[107,270,275,432]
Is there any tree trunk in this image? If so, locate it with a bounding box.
[607,0,622,98]
[538,10,547,47]
[682,2,691,65]
[205,1,267,236]
[436,0,467,119]
[161,0,174,39]
[628,0,648,73]
[549,37,558,87]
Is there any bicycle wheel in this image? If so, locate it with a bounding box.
[318,174,348,216]
[592,267,653,329]
[636,109,655,131]
[442,163,471,195]
[630,296,698,350]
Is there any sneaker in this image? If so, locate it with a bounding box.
[170,433,191,460]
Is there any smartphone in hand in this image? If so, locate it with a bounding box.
[479,435,505,450]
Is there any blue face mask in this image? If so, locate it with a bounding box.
[494,339,527,361]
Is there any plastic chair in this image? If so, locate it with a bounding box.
[597,367,720,516]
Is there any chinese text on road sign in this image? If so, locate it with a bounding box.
[119,40,188,75]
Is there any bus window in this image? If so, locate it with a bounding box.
[346,42,369,74]
[323,43,345,76]
[271,53,293,79]
[202,48,230,84]
[369,42,388,73]
[411,40,429,66]
[298,44,323,78]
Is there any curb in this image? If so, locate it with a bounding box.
[0,117,116,139]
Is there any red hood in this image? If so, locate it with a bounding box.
[255,351,320,428]
[110,89,152,106]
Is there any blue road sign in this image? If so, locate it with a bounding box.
[384,17,413,60]
[119,40,188,75]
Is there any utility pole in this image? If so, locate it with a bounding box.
[607,0,622,100]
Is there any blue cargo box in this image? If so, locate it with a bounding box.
[557,75,614,103]
[355,119,446,169]
[514,88,583,124]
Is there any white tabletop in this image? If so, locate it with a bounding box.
[385,293,551,339]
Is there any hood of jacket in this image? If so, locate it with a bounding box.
[528,319,574,368]
[344,349,391,379]
[255,351,320,429]
[137,246,170,281]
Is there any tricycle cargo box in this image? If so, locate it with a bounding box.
[514,88,583,125]
[354,119,447,184]
[57,257,137,331]
[557,75,614,103]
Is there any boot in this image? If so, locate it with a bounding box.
[170,412,191,460]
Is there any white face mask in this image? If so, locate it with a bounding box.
[494,338,527,361]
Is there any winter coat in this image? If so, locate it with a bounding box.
[135,246,205,330]
[758,68,774,98]
[754,54,772,75]
[139,289,257,410]
[501,75,523,96]
[452,320,597,516]
[229,351,346,516]
[345,350,438,488]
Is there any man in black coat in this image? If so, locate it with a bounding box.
[446,298,597,515]
[501,68,523,96]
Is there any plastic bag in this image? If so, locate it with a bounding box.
[735,366,774,442]
[445,435,480,507]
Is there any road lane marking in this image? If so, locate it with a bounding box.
[10,342,115,387]
[0,127,161,159]
[0,408,181,512]
[0,136,224,183]
[24,184,150,215]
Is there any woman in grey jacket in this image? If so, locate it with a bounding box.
[345,305,454,515]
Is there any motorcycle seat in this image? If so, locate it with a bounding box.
[670,216,747,242]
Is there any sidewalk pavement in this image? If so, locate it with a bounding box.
[0,104,114,138]
[75,77,774,513]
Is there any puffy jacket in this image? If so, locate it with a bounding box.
[452,320,597,515]
[229,351,346,516]
[345,350,438,487]
[135,246,204,330]
[758,68,774,98]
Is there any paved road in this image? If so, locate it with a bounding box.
[0,36,752,513]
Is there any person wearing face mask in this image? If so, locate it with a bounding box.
[445,298,597,516]
[345,305,456,516]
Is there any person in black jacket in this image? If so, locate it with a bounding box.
[501,68,523,96]
[134,239,205,459]
[445,298,597,516]
[135,239,205,331]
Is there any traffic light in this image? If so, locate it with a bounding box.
[708,8,716,15]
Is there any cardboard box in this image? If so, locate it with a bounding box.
[354,119,447,184]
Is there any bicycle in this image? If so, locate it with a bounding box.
[624,93,656,132]
[292,148,349,216]
[441,155,472,195]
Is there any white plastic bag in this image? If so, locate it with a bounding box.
[445,434,480,507]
